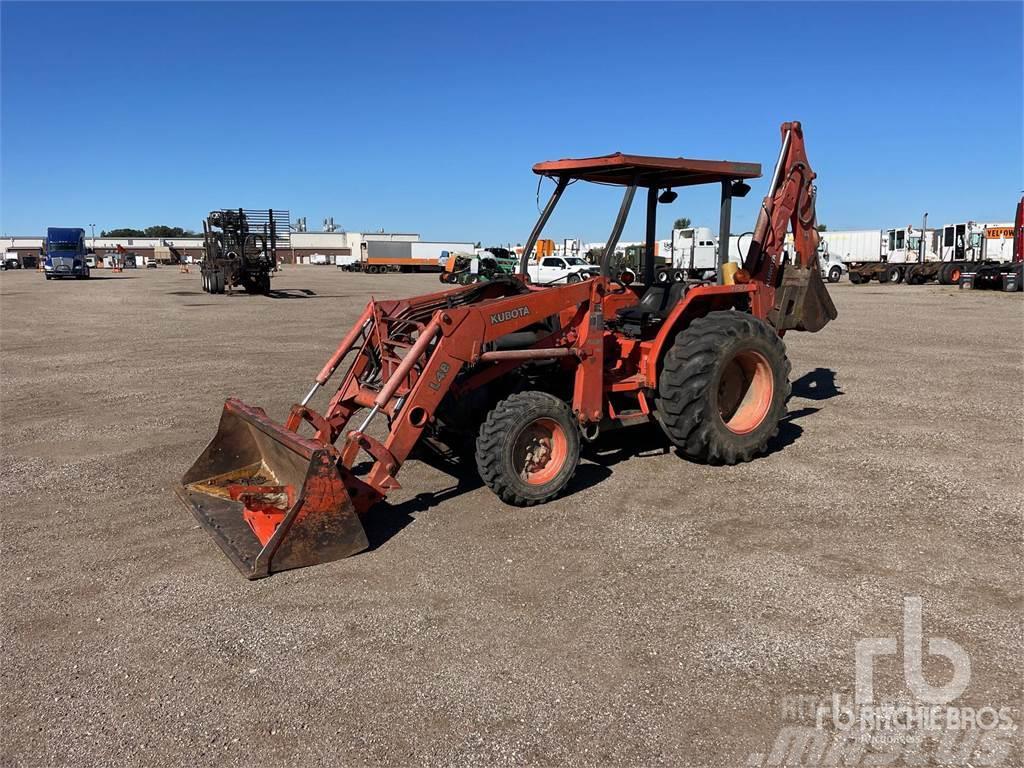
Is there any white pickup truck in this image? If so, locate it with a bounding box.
[527,255,600,284]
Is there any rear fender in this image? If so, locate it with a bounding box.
[644,284,756,385]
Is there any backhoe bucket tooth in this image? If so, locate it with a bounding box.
[176,398,374,579]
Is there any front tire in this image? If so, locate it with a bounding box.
[475,391,580,506]
[827,266,842,283]
[655,311,791,464]
[566,272,581,284]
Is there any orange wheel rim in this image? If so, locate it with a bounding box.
[951,268,961,282]
[717,349,774,435]
[512,417,568,485]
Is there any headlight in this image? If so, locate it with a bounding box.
[43,264,52,271]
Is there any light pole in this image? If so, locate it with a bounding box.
[90,224,96,250]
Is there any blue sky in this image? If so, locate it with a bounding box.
[2,2,1021,243]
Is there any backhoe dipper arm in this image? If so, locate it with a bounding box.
[743,121,837,333]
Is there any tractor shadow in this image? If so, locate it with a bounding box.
[790,367,843,401]
[266,288,318,299]
[361,441,612,552]
[363,368,842,551]
[767,366,842,452]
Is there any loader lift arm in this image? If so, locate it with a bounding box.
[178,121,838,579]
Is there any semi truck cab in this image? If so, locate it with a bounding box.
[43,227,90,280]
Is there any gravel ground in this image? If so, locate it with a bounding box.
[1,267,1021,767]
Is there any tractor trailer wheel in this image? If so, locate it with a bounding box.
[655,311,791,464]
[827,266,842,283]
[939,262,963,285]
[475,391,580,506]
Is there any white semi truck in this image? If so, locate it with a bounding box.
[655,227,723,282]
[845,222,1014,285]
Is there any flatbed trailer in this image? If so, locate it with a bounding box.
[354,240,476,274]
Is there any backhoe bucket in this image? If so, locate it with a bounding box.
[768,264,838,333]
[176,398,374,579]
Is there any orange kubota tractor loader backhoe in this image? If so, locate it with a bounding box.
[178,121,837,578]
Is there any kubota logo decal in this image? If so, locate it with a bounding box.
[490,306,531,325]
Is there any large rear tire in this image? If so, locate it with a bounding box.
[939,263,962,285]
[655,311,791,464]
[883,265,902,284]
[475,391,580,506]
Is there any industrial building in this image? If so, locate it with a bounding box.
[1,230,442,268]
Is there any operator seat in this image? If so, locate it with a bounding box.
[616,282,688,335]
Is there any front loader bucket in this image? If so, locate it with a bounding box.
[176,398,375,579]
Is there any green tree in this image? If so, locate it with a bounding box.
[672,217,692,230]
[143,225,200,238]
[101,228,145,237]
[816,224,828,232]
[100,226,199,238]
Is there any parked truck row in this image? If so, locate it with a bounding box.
[835,209,1020,288]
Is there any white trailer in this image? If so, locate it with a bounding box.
[412,241,476,266]
[819,230,882,264]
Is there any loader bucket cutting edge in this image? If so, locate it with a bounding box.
[176,398,375,579]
